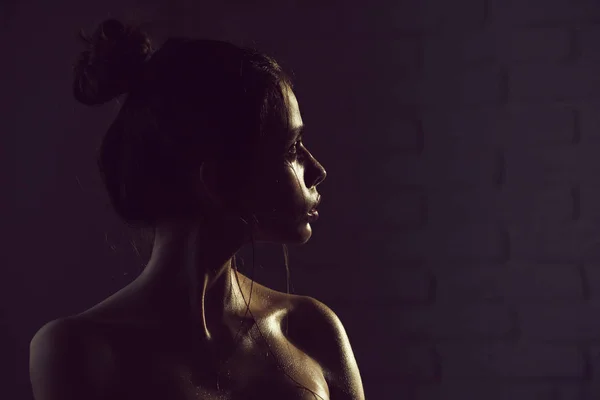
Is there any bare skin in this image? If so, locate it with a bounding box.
[29,85,365,400]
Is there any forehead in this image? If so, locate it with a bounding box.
[260,84,303,147]
[283,85,303,130]
[279,85,303,145]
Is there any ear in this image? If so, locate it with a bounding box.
[197,158,247,215]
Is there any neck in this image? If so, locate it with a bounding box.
[134,217,250,342]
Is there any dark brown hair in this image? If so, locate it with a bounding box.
[73,19,293,228]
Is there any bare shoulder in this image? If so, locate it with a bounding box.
[29,317,117,400]
[288,296,366,400]
[244,284,365,399]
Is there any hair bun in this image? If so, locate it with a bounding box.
[73,19,153,106]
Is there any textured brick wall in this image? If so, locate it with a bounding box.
[180,1,600,399]
[347,1,600,398]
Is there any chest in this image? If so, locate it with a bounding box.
[112,327,330,400]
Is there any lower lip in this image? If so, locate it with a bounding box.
[307,209,319,222]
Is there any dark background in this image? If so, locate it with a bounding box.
[5,0,600,399]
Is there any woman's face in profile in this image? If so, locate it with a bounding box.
[238,84,327,244]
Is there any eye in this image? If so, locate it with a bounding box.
[287,139,302,158]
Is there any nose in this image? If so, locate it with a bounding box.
[305,155,327,189]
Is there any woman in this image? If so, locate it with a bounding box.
[29,19,364,400]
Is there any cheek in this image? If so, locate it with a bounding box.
[245,161,314,243]
[249,161,307,214]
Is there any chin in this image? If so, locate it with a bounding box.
[254,220,314,245]
[287,222,313,244]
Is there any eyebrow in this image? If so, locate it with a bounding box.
[291,125,304,141]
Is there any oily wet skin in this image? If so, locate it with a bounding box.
[62,85,332,399]
[75,275,331,400]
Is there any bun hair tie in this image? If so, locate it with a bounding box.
[73,19,154,106]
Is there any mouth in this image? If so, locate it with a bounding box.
[306,208,319,222]
[306,195,321,222]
